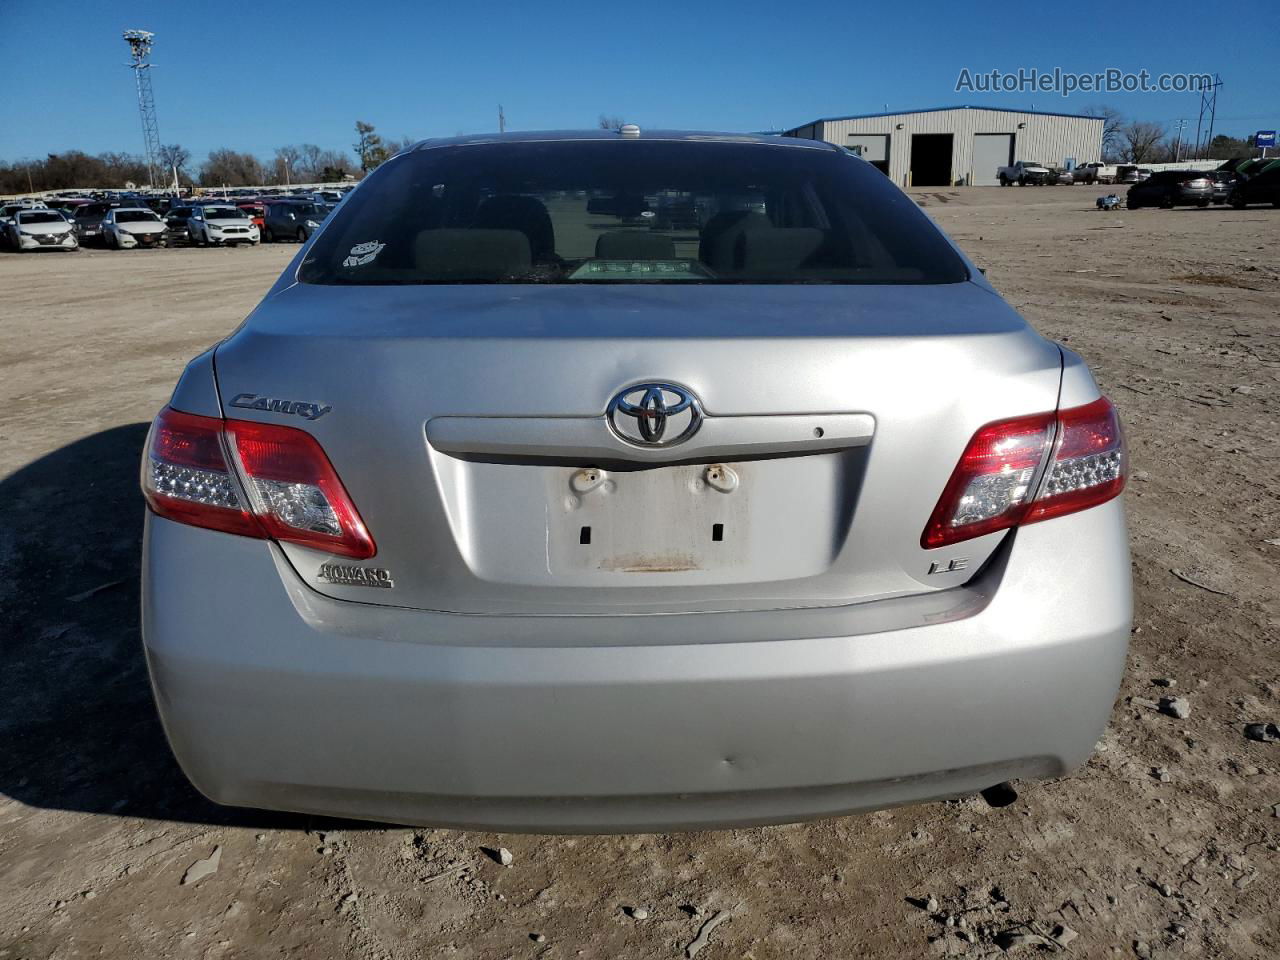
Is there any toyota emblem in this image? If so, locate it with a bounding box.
[607,383,702,447]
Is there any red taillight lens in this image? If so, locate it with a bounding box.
[142,407,375,559]
[224,420,375,559]
[1025,397,1126,523]
[922,396,1125,549]
[143,407,260,537]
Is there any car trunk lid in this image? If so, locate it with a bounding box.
[213,280,1063,615]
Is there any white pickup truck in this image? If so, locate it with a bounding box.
[1072,162,1116,184]
[997,161,1052,186]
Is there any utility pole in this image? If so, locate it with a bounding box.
[123,30,163,187]
[498,104,506,133]
[1171,119,1188,162]
[1192,74,1222,159]
[1204,74,1220,155]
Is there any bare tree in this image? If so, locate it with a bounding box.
[1082,105,1124,161]
[598,114,625,132]
[157,144,190,184]
[299,143,323,181]
[200,149,265,187]
[1121,121,1166,163]
[386,135,416,156]
[273,144,302,183]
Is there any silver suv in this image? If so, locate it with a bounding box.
[141,130,1130,832]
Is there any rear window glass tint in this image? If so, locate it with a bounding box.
[299,139,968,286]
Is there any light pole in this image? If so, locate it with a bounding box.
[284,157,291,188]
[123,30,163,187]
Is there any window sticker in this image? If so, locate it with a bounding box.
[343,240,385,267]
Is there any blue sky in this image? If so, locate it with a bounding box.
[0,0,1274,163]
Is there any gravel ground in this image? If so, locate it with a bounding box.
[1,187,1278,959]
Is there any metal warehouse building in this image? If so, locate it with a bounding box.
[782,106,1105,187]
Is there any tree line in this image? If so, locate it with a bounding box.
[3,111,1266,194]
[1084,105,1259,164]
[0,120,410,194]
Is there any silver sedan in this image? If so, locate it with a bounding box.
[141,130,1130,832]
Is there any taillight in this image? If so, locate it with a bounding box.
[142,406,375,559]
[922,396,1125,548]
[143,408,260,537]
[224,419,375,558]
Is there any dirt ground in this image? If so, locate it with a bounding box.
[1,187,1277,960]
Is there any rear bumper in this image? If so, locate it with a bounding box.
[142,500,1131,832]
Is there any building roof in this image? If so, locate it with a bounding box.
[788,104,1105,130]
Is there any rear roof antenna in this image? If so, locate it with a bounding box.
[619,123,640,139]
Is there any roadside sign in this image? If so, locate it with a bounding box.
[1256,130,1276,148]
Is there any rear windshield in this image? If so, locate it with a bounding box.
[299,139,969,285]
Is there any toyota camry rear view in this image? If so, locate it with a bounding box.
[141,130,1130,832]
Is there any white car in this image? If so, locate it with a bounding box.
[102,207,168,249]
[5,208,78,252]
[189,205,259,247]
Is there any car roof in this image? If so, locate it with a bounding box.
[113,206,157,212]
[407,129,834,153]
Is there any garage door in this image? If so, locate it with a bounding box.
[972,134,1014,186]
[846,134,888,163]
[846,134,889,175]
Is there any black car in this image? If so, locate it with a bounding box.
[71,201,122,244]
[1125,171,1214,209]
[163,206,197,245]
[261,200,328,243]
[1228,167,1280,209]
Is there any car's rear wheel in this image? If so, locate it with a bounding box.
[263,226,274,243]
[296,227,308,243]
[1159,196,1174,209]
[998,174,1008,186]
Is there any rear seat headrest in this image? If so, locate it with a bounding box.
[414,229,531,280]
[595,231,676,260]
[738,227,824,274]
[474,195,556,262]
[700,211,772,272]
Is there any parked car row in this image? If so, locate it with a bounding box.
[1124,161,1280,209]
[0,192,341,252]
[998,161,1152,186]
